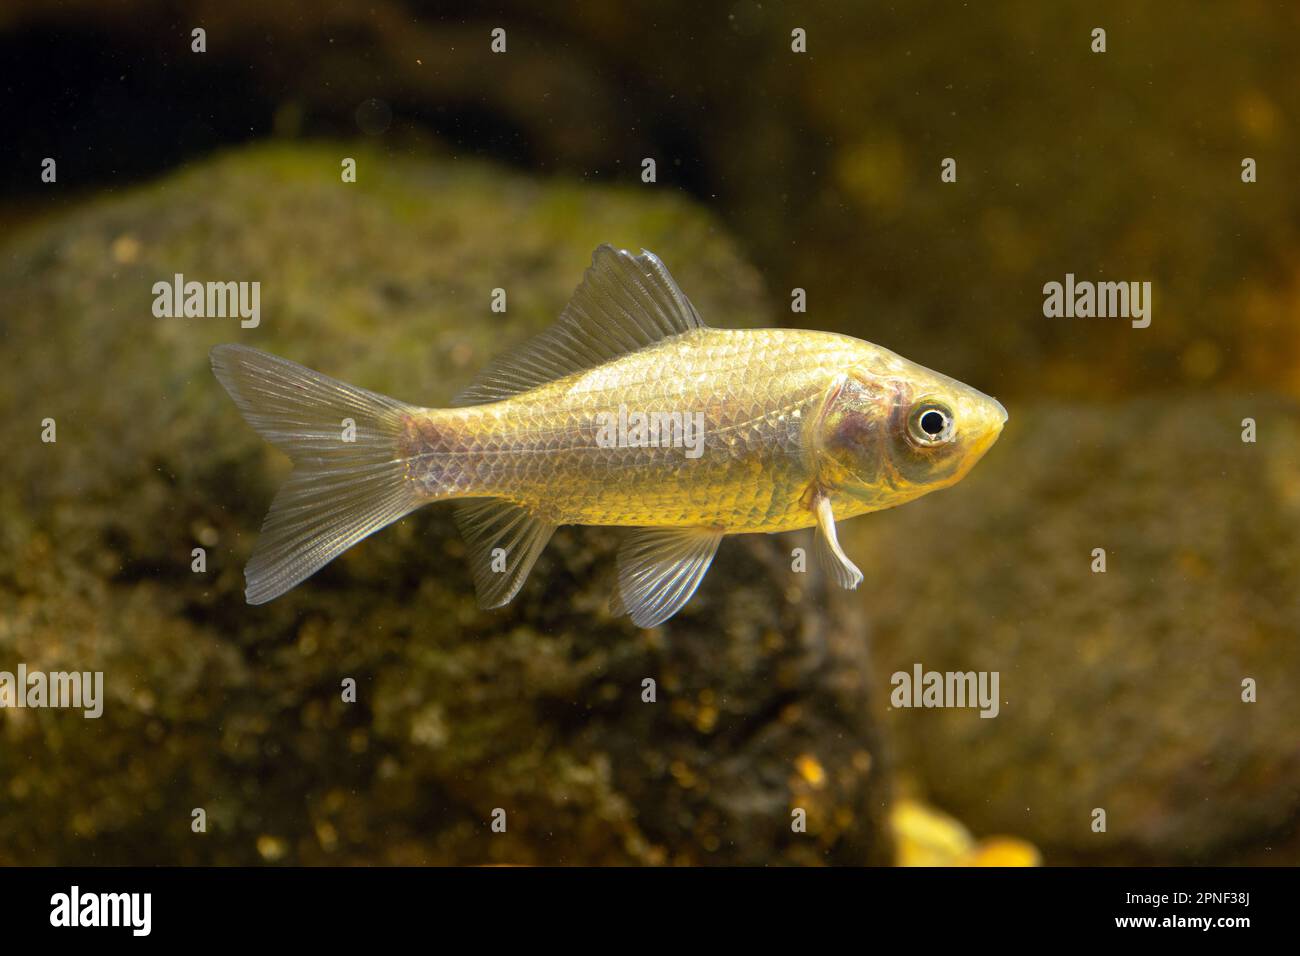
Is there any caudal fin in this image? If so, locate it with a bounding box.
[210,344,424,604]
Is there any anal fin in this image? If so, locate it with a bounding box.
[454,499,557,609]
[614,526,724,628]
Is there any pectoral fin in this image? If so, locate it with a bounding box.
[813,494,863,590]
[613,526,724,628]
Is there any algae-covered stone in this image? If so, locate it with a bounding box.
[849,396,1300,865]
[0,143,891,864]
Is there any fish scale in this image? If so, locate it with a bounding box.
[407,327,868,531]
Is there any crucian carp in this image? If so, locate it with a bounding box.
[212,244,1007,627]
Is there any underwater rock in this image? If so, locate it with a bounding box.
[0,143,891,864]
[851,396,1300,865]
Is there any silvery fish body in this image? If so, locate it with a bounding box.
[212,244,1007,627]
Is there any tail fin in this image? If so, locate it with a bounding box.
[210,344,424,604]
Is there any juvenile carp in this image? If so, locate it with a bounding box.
[212,244,1007,626]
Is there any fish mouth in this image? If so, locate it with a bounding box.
[959,393,1008,468]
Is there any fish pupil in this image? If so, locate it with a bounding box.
[920,410,947,437]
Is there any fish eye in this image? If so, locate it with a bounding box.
[909,402,954,445]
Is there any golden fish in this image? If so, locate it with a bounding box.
[212,244,1007,626]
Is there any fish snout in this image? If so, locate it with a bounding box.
[962,388,1008,436]
[958,389,1008,465]
[992,396,1009,425]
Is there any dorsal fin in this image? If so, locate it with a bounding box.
[453,244,707,407]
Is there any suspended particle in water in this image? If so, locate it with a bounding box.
[355,98,392,136]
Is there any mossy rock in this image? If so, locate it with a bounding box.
[848,395,1300,864]
[0,142,891,865]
